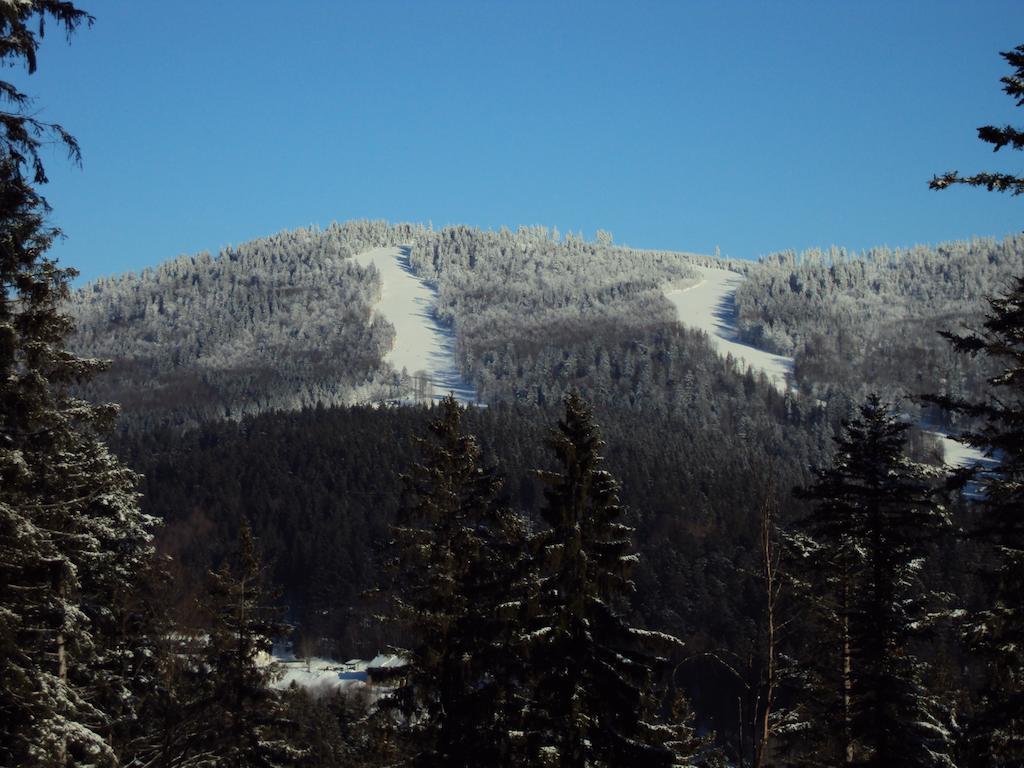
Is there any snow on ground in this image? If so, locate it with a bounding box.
[662,265,996,475]
[273,657,368,694]
[664,266,794,392]
[926,430,995,470]
[924,430,999,499]
[271,653,405,696]
[353,246,476,404]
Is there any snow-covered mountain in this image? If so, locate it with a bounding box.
[67,220,1021,447]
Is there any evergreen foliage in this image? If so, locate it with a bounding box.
[927,42,1024,766]
[733,236,1024,419]
[2,3,1020,764]
[377,396,528,768]
[930,45,1024,196]
[69,221,415,428]
[115,382,827,743]
[0,4,155,762]
[523,392,692,767]
[787,396,953,767]
[924,278,1024,765]
[0,0,91,183]
[195,520,297,767]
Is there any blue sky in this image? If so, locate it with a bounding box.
[17,0,1024,282]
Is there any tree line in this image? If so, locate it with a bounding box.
[733,235,1024,427]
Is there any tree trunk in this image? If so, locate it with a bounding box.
[842,574,854,764]
[753,494,778,768]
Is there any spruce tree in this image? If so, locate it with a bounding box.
[377,396,528,768]
[109,555,191,767]
[195,519,296,767]
[523,392,690,768]
[0,4,157,762]
[789,395,953,767]
[924,278,1024,765]
[927,42,1024,767]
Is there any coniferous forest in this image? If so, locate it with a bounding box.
[2,3,1023,767]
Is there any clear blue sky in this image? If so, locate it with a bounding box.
[16,0,1024,283]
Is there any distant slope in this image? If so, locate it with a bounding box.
[71,218,1014,431]
[352,245,476,404]
[928,431,992,469]
[68,221,716,426]
[68,221,424,427]
[665,266,794,392]
[733,235,1024,426]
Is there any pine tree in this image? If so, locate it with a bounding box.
[927,42,1024,767]
[523,392,690,768]
[924,278,1024,765]
[109,555,193,767]
[195,519,297,767]
[0,157,155,765]
[789,395,953,767]
[377,396,528,768]
[0,4,157,762]
[0,1,91,184]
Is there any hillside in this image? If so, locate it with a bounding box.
[68,220,709,426]
[664,265,794,392]
[66,218,1017,752]
[734,234,1024,426]
[69,222,1024,436]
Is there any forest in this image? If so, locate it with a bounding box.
[2,3,1023,768]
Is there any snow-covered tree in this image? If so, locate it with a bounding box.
[523,392,692,767]
[787,396,953,767]
[0,5,160,763]
[927,42,1024,767]
[377,396,529,767]
[925,278,1024,765]
[0,139,154,767]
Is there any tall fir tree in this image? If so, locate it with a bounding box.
[194,519,297,768]
[925,277,1024,765]
[927,42,1024,767]
[788,395,953,767]
[0,0,90,184]
[0,3,157,763]
[377,396,529,768]
[523,392,693,768]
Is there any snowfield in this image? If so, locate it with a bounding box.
[664,266,794,392]
[353,246,476,404]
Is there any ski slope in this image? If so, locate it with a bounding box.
[353,246,476,404]
[664,266,794,392]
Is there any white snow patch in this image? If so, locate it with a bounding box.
[273,657,367,693]
[353,246,477,405]
[270,653,406,695]
[925,431,996,470]
[664,266,794,392]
